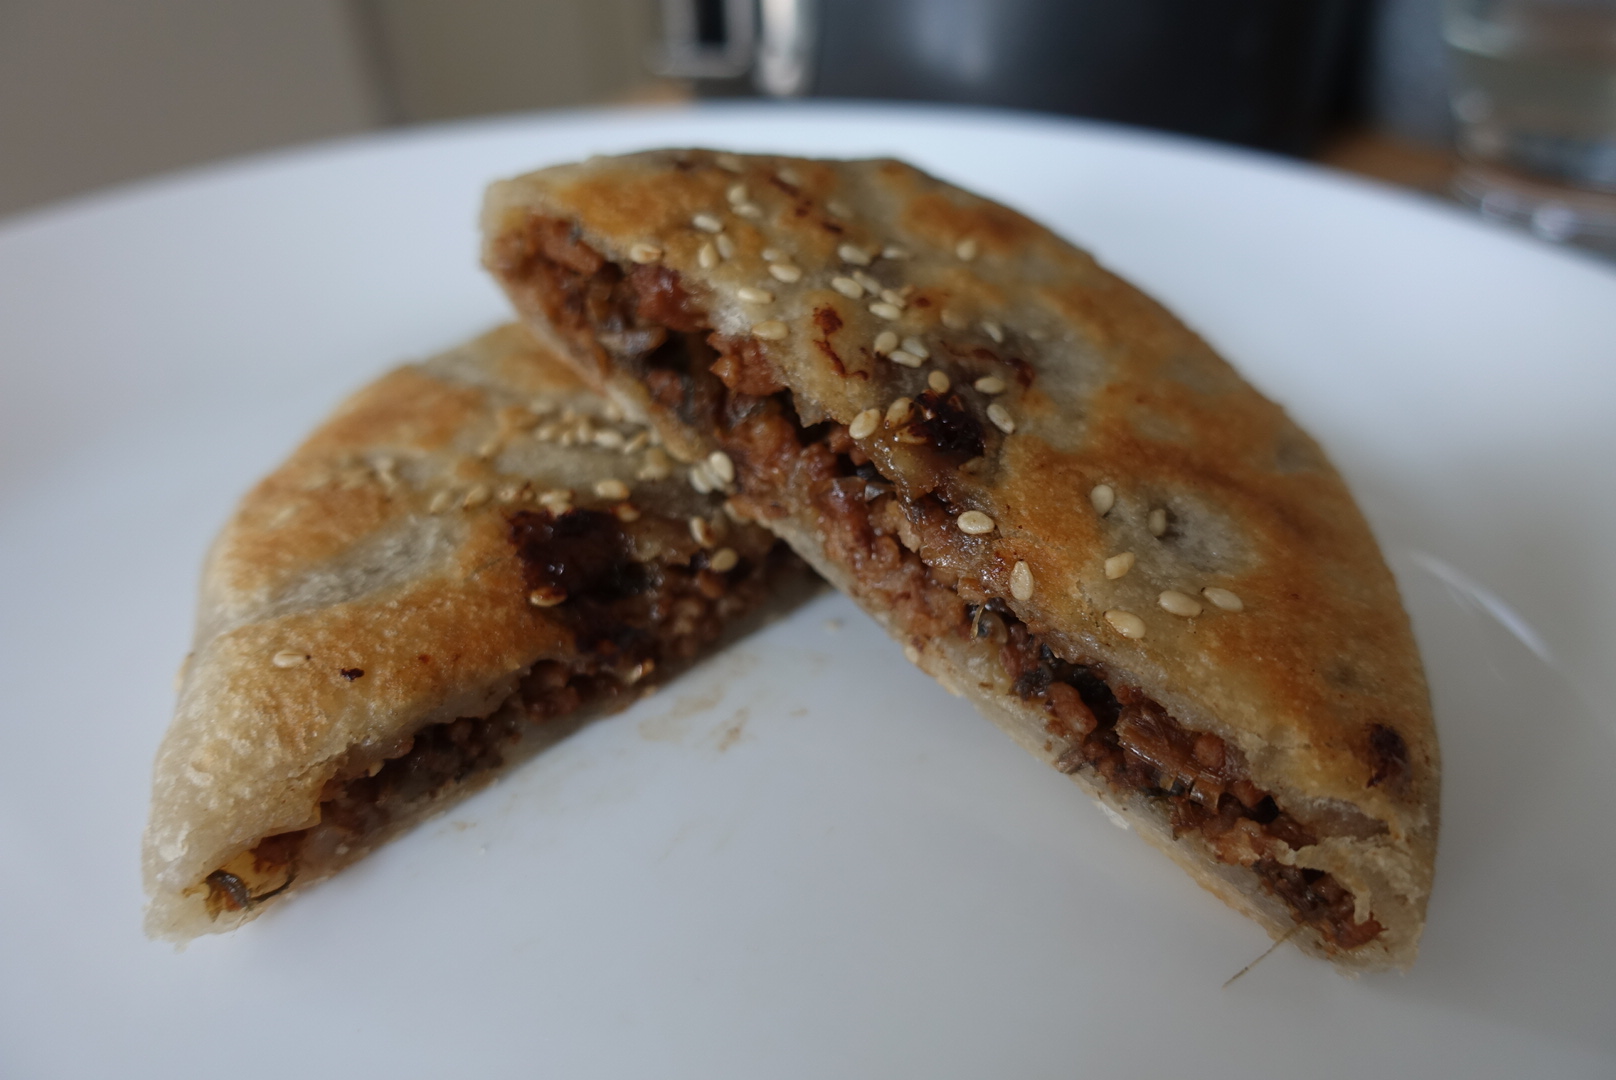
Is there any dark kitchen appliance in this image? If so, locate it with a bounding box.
[656,0,1367,156]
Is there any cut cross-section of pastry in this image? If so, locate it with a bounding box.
[143,324,810,941]
[482,150,1440,970]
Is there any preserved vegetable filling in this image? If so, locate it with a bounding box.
[490,217,1384,952]
[201,503,792,918]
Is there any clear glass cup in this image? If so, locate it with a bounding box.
[1444,0,1616,255]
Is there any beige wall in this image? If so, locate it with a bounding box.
[367,0,661,122]
[0,0,384,217]
[0,0,666,220]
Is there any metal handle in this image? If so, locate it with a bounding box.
[652,0,757,79]
[652,0,816,96]
[756,0,816,97]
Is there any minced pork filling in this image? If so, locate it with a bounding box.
[200,506,792,919]
[491,218,1384,952]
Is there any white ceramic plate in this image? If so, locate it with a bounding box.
[2,105,1613,1079]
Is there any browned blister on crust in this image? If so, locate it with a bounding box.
[481,150,1439,970]
[144,324,807,941]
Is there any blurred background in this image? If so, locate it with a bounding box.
[2,0,1612,254]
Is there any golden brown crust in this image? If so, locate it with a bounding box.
[482,150,1439,969]
[144,324,797,941]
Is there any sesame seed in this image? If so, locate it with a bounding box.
[752,320,789,341]
[1159,590,1202,617]
[873,330,899,355]
[903,643,921,663]
[887,349,923,368]
[878,289,906,309]
[844,271,874,295]
[882,245,911,259]
[709,547,740,572]
[1202,587,1244,612]
[689,464,716,494]
[761,247,782,261]
[689,516,717,547]
[698,242,718,269]
[726,182,749,203]
[623,430,650,454]
[736,285,774,303]
[826,198,852,219]
[885,396,914,425]
[538,488,573,511]
[628,242,663,264]
[603,401,624,423]
[594,429,625,450]
[941,310,966,330]
[1148,508,1168,537]
[928,370,952,393]
[956,510,995,535]
[1104,552,1136,579]
[838,243,871,265]
[768,263,803,283]
[1090,483,1115,515]
[1011,560,1034,601]
[529,586,567,607]
[901,337,929,359]
[777,166,802,185]
[707,450,735,484]
[956,238,979,261]
[734,202,763,219]
[715,233,736,259]
[716,153,744,173]
[973,375,1006,394]
[987,402,1016,434]
[692,212,724,233]
[637,448,672,481]
[981,320,1005,343]
[1105,609,1147,638]
[831,276,864,298]
[428,489,454,514]
[461,484,491,509]
[848,408,881,439]
[497,483,524,503]
[272,650,309,668]
[869,301,903,320]
[614,503,641,522]
[594,478,630,501]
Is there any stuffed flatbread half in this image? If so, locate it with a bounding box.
[144,324,809,941]
[481,150,1439,970]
